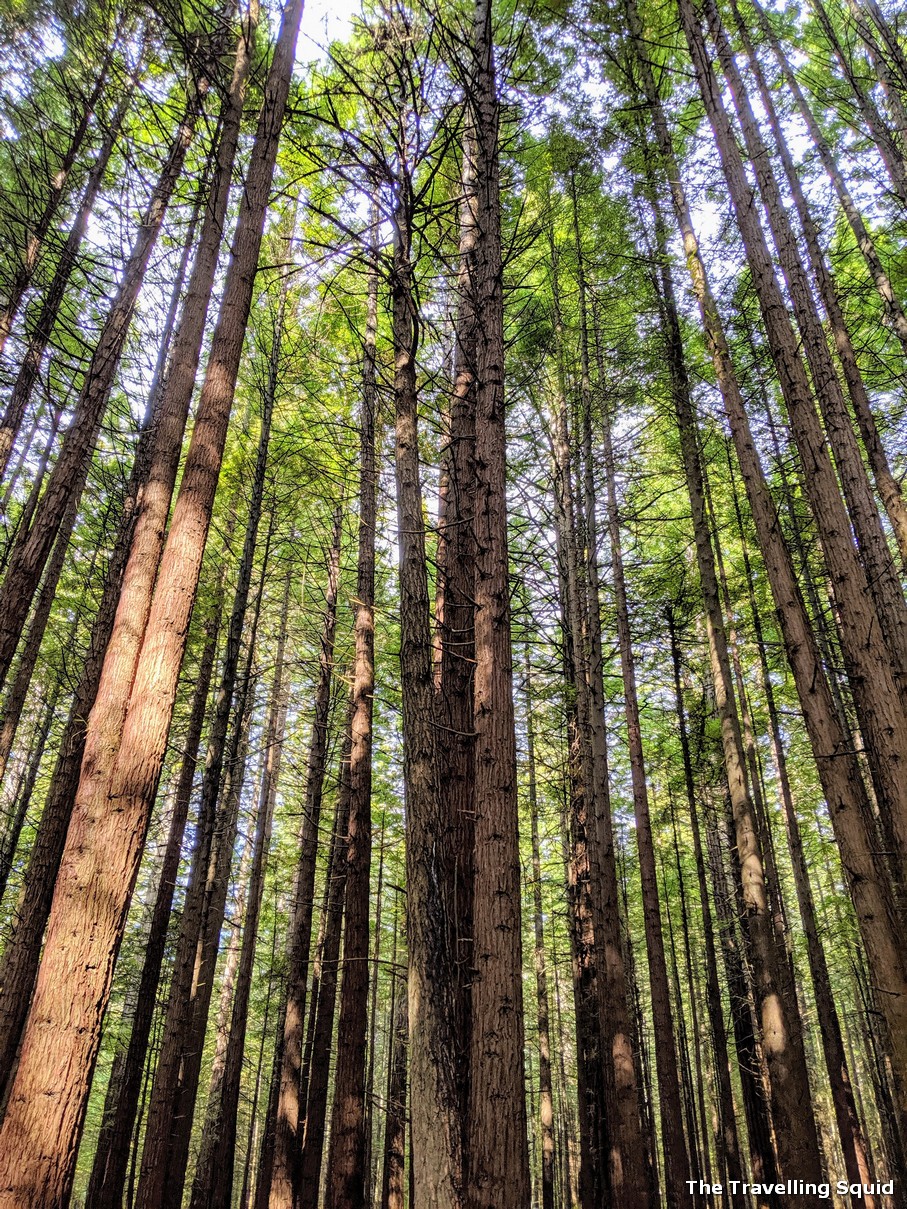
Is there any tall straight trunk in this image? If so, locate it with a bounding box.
[0,180,198,791]
[390,177,463,1208]
[704,794,780,1202]
[666,612,747,1207]
[0,82,206,689]
[726,451,877,1197]
[564,199,651,1209]
[260,511,342,1209]
[0,1,303,1195]
[599,395,692,1204]
[190,568,290,1209]
[631,0,907,1131]
[525,660,555,1209]
[811,0,907,205]
[705,0,907,715]
[730,0,907,565]
[0,44,116,359]
[548,308,608,1207]
[465,3,530,1203]
[136,405,275,1209]
[325,260,378,1209]
[434,137,476,1128]
[85,608,221,1209]
[0,386,188,1106]
[749,0,907,361]
[380,943,408,1209]
[297,754,352,1209]
[0,70,138,482]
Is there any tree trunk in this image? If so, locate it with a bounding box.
[730,0,907,566]
[0,43,116,359]
[85,609,220,1209]
[0,1,302,1194]
[0,72,138,483]
[325,257,378,1209]
[599,383,692,1204]
[190,567,290,1209]
[260,510,342,1209]
[390,173,463,1207]
[136,406,275,1209]
[525,659,556,1209]
[749,0,907,362]
[297,751,352,1209]
[465,4,530,1203]
[0,82,205,690]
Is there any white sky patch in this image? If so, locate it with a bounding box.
[295,0,360,63]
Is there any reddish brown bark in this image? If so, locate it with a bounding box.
[465,3,530,1203]
[0,1,303,1198]
[325,259,378,1209]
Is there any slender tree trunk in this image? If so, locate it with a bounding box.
[0,677,59,905]
[748,0,907,365]
[325,257,378,1209]
[525,659,556,1209]
[812,0,907,205]
[297,753,352,1209]
[599,388,692,1203]
[191,568,290,1209]
[465,4,530,1203]
[0,67,140,483]
[0,45,116,359]
[705,0,907,719]
[730,0,907,566]
[0,3,303,1195]
[261,511,342,1209]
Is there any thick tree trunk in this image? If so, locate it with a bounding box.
[390,179,463,1208]
[0,84,205,689]
[324,258,378,1209]
[85,610,220,1209]
[434,138,476,1131]
[136,405,275,1209]
[465,4,530,1203]
[666,616,746,1207]
[0,1,303,1197]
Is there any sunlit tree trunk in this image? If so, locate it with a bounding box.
[0,1,303,1196]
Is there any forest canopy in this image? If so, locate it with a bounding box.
[0,0,905,1206]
